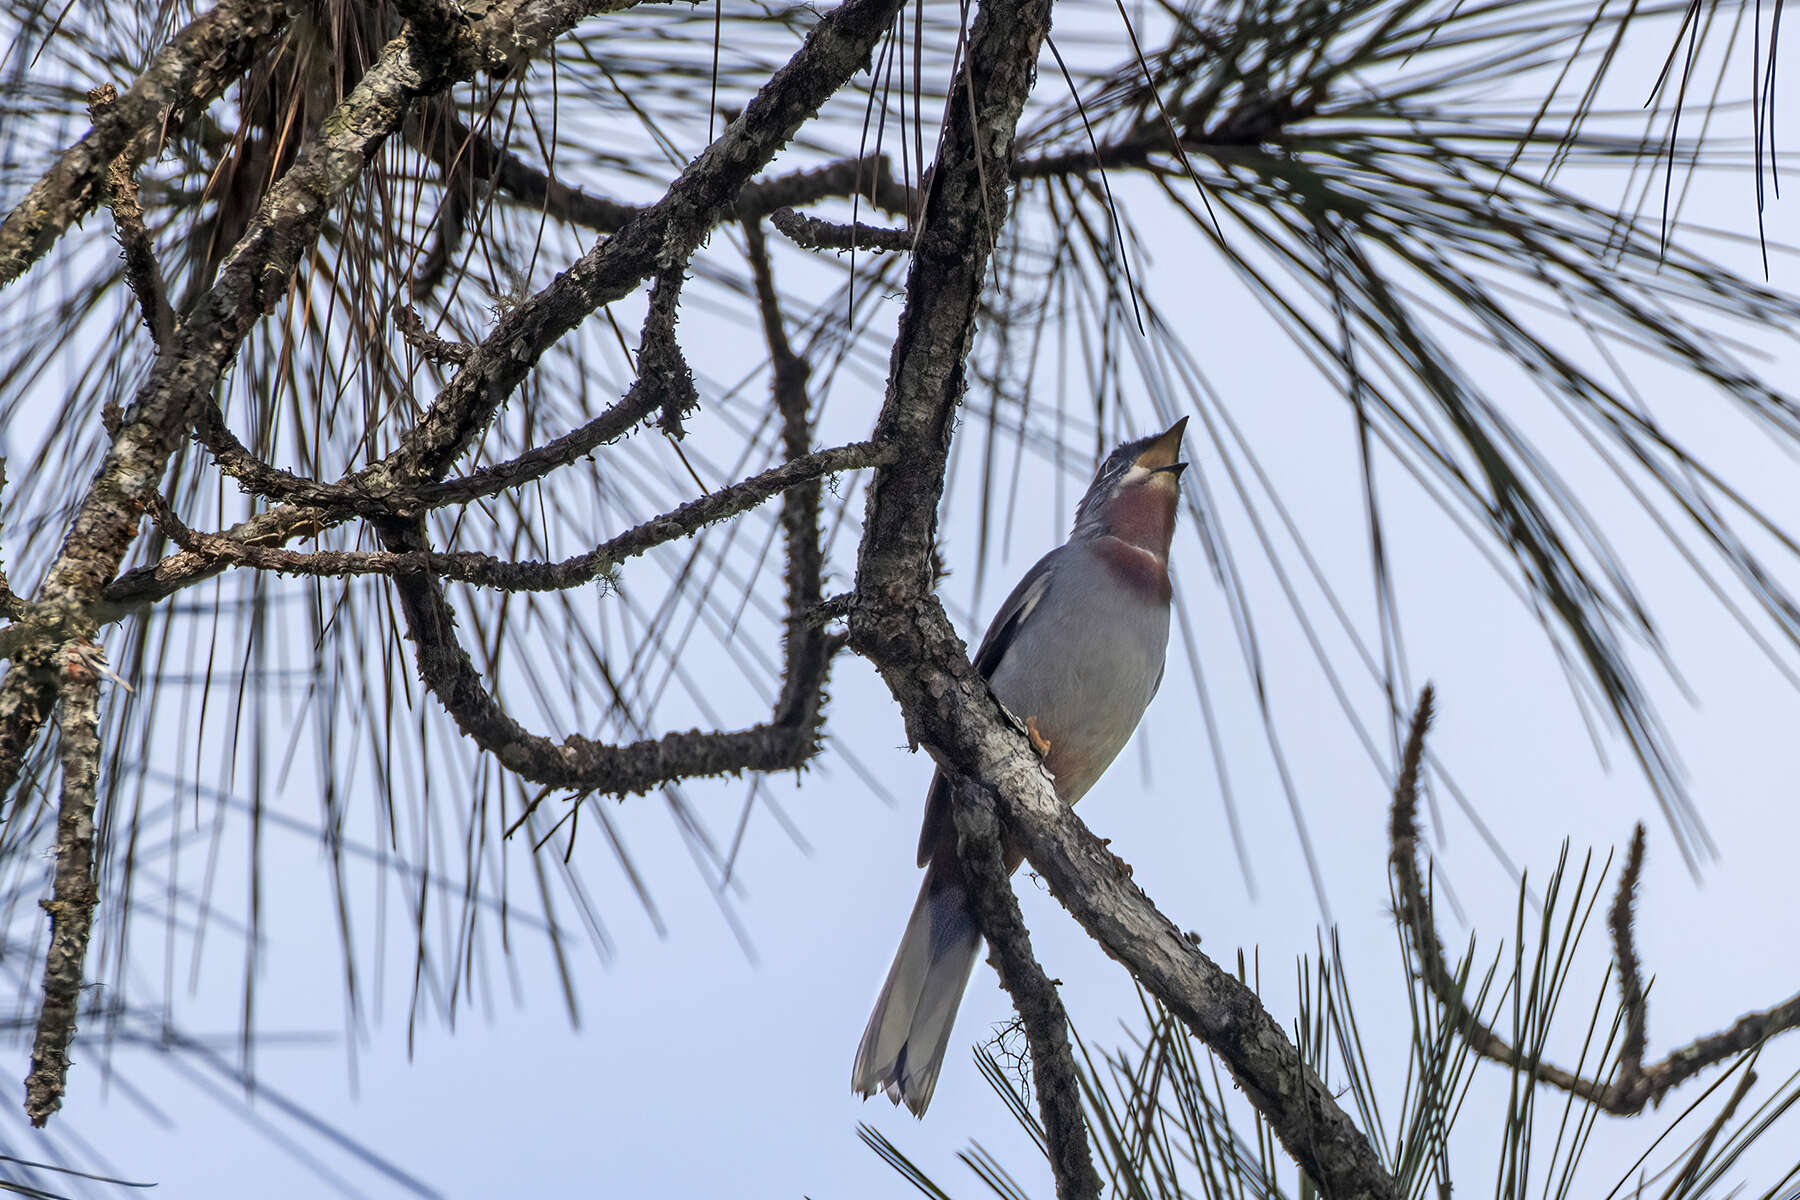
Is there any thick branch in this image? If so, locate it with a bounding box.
[843,0,1395,1189]
[1390,687,1800,1115]
[949,779,1101,1200]
[23,643,104,1126]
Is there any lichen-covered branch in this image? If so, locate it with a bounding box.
[0,0,290,289]
[0,0,691,1126]
[22,642,104,1126]
[768,206,912,253]
[147,441,892,588]
[742,217,829,732]
[1390,687,1800,1115]
[386,0,907,490]
[85,85,174,349]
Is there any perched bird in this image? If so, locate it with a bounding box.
[852,418,1188,1116]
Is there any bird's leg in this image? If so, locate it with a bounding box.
[1024,715,1053,758]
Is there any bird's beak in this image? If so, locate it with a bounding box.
[1135,416,1189,474]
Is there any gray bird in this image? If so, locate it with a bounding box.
[852,419,1187,1116]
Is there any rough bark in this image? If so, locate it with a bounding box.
[840,0,1398,1188]
[0,0,290,288]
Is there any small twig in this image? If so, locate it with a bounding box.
[1390,686,1800,1115]
[949,778,1102,1200]
[1610,823,1650,1098]
[23,641,105,1126]
[742,217,828,729]
[738,153,916,219]
[191,399,337,503]
[396,304,472,365]
[768,206,913,253]
[87,85,174,349]
[633,267,698,438]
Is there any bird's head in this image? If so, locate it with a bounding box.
[1072,417,1188,558]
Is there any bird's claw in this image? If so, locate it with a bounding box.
[1024,716,1053,758]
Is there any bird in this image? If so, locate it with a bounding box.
[852,418,1187,1116]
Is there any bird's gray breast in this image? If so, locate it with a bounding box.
[986,539,1171,805]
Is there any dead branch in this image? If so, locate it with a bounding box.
[768,207,913,253]
[949,779,1101,1200]
[146,441,892,588]
[1390,686,1800,1115]
[86,85,174,349]
[22,642,104,1125]
[396,304,473,365]
[0,0,290,288]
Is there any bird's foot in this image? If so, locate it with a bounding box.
[1024,716,1053,758]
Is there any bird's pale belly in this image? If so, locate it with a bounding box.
[987,561,1168,807]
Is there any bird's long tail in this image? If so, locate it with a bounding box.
[851,864,982,1116]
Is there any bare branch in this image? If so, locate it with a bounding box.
[0,0,290,288]
[948,778,1101,1200]
[191,399,341,505]
[1390,687,1800,1115]
[386,0,911,489]
[146,442,892,588]
[768,207,913,253]
[86,86,174,349]
[737,154,916,220]
[396,304,473,365]
[23,642,104,1126]
[1611,822,1650,1098]
[844,0,1397,1189]
[742,217,828,730]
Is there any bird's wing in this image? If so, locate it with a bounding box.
[916,548,1060,867]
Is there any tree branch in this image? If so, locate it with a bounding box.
[146,442,892,588]
[0,0,686,1125]
[949,778,1101,1200]
[85,85,174,349]
[396,303,474,365]
[22,641,104,1126]
[1390,686,1800,1115]
[384,0,909,490]
[842,0,1397,1189]
[0,0,290,288]
[768,206,913,253]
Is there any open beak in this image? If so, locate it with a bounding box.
[1136,416,1188,475]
